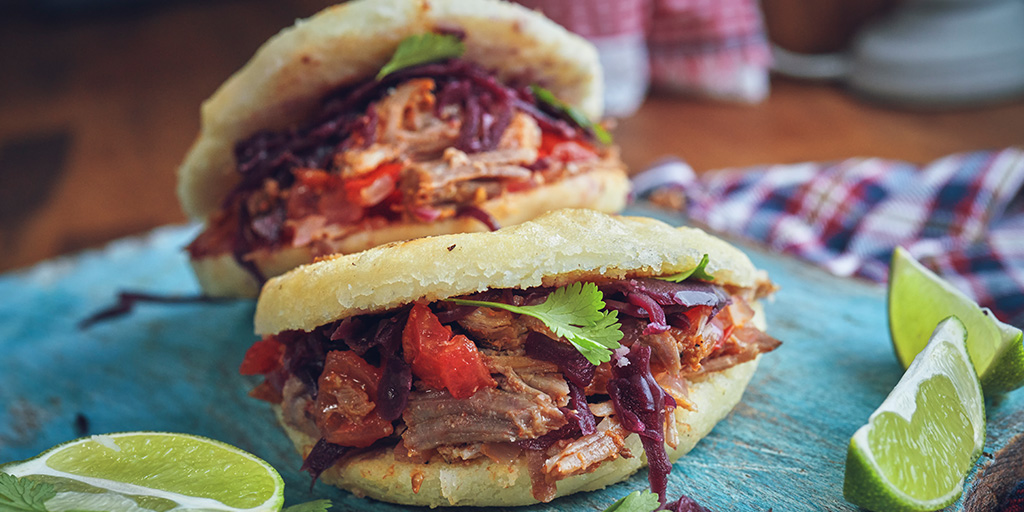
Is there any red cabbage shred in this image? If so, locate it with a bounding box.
[222,59,593,283]
[608,344,677,504]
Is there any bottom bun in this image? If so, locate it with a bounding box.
[191,168,630,298]
[275,357,759,508]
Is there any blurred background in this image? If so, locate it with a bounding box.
[1,0,1023,272]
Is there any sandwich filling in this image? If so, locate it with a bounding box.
[241,275,779,502]
[187,58,621,282]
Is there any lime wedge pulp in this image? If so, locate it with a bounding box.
[888,246,1024,395]
[1,432,285,512]
[844,317,985,512]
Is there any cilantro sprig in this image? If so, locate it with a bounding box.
[602,490,661,512]
[447,282,622,364]
[530,85,612,145]
[377,33,465,80]
[659,254,714,282]
[0,473,54,512]
[284,499,333,512]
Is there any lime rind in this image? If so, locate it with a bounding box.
[1,432,285,512]
[844,317,985,512]
[981,321,1024,394]
[888,246,1024,395]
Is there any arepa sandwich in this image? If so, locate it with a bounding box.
[178,0,630,297]
[240,209,780,507]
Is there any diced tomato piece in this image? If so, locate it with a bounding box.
[248,379,283,404]
[239,336,285,375]
[550,140,597,163]
[682,306,713,335]
[537,131,595,162]
[315,350,394,447]
[402,303,496,399]
[344,162,403,206]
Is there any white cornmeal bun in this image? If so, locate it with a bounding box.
[192,167,629,298]
[276,356,761,508]
[178,0,604,221]
[258,208,772,506]
[255,208,767,336]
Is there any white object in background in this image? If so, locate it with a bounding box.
[591,31,650,118]
[771,0,1024,108]
[848,0,1024,107]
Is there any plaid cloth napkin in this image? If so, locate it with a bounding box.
[513,0,772,106]
[632,148,1024,327]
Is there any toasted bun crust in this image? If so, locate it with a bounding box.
[192,167,629,298]
[276,356,760,507]
[255,208,766,335]
[178,0,604,221]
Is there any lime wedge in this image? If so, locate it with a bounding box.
[844,316,985,512]
[888,246,1024,395]
[1,432,284,512]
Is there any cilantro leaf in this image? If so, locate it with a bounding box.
[659,254,714,282]
[377,33,465,80]
[603,490,661,512]
[530,85,612,145]
[447,282,623,365]
[0,473,55,512]
[283,499,333,512]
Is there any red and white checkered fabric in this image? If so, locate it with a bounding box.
[514,0,772,103]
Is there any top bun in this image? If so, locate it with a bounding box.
[255,209,767,335]
[177,0,604,221]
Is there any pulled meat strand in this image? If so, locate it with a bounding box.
[696,325,781,374]
[241,279,781,503]
[541,417,631,482]
[401,384,566,455]
[205,59,602,286]
[516,381,595,451]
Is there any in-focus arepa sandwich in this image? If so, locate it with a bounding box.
[240,209,780,507]
[179,0,630,297]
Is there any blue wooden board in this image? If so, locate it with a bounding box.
[1,206,1021,511]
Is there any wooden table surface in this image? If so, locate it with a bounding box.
[2,0,1023,273]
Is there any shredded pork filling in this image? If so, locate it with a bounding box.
[246,278,780,502]
[188,62,619,279]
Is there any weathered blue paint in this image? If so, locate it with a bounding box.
[0,208,1020,511]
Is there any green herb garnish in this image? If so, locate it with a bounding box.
[377,33,465,80]
[284,499,334,512]
[602,490,661,512]
[447,282,622,364]
[0,473,55,512]
[659,253,714,282]
[530,85,612,145]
